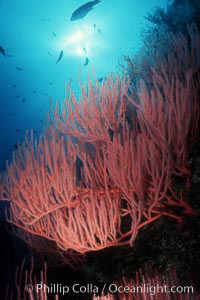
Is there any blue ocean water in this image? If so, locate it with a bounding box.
[0,0,166,173]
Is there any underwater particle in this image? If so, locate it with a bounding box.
[56,50,63,63]
[0,45,6,56]
[70,0,101,21]
[84,57,89,67]
[16,67,23,70]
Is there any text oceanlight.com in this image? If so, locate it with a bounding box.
[24,282,195,296]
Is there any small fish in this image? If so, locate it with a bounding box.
[70,0,101,21]
[94,24,96,28]
[12,84,17,87]
[33,91,37,93]
[97,28,101,34]
[44,93,48,96]
[40,119,44,123]
[83,47,86,52]
[0,46,6,56]
[48,51,52,56]
[52,32,57,38]
[22,97,26,103]
[38,109,42,112]
[84,57,89,67]
[56,50,63,63]
[33,130,38,134]
[97,76,107,83]
[15,95,20,98]
[16,67,23,71]
[48,82,53,85]
[16,129,20,132]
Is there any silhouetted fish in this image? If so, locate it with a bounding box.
[70,0,101,21]
[98,76,107,83]
[0,46,6,56]
[52,32,57,38]
[56,50,63,63]
[16,67,23,70]
[84,57,89,67]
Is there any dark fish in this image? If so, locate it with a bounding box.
[48,51,52,56]
[0,46,6,56]
[16,129,20,132]
[98,28,101,34]
[94,24,96,28]
[12,84,17,87]
[14,144,19,149]
[52,32,57,38]
[84,57,89,67]
[22,97,26,103]
[16,67,23,70]
[44,93,48,96]
[33,130,38,134]
[83,47,86,52]
[48,82,53,85]
[98,76,107,83]
[56,50,63,63]
[33,91,37,93]
[70,0,101,21]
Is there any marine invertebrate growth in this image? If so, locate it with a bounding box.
[1,26,200,264]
